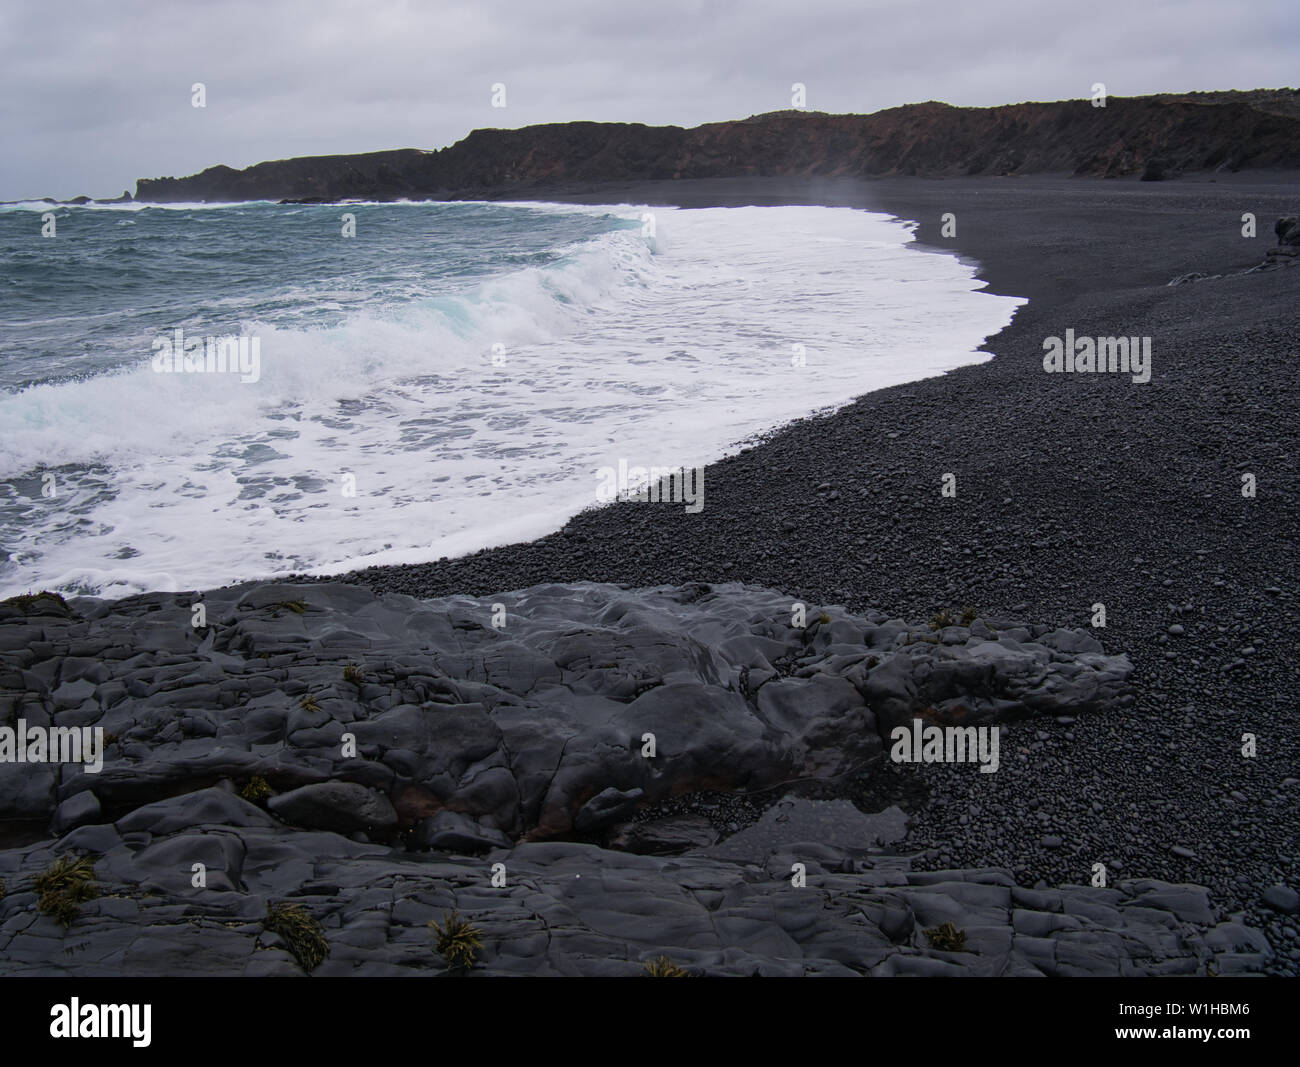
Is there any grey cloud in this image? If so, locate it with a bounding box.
[1,0,1295,199]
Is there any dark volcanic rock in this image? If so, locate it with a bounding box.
[609,814,719,854]
[1263,215,1300,267]
[0,796,1269,976]
[410,810,511,852]
[0,580,1131,844]
[52,790,100,834]
[573,786,645,834]
[133,92,1300,202]
[1178,213,1300,282]
[1262,884,1300,915]
[0,574,1222,977]
[268,782,398,836]
[1140,157,1170,181]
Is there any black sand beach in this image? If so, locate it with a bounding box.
[328,174,1300,970]
[10,0,1300,1007]
[4,174,1297,979]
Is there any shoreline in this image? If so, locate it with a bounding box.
[4,173,1297,975]
[319,173,1299,970]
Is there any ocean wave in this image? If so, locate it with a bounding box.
[0,225,655,475]
[0,203,1024,599]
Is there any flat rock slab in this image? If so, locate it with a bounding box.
[706,796,910,860]
[0,810,1266,977]
[0,580,1133,841]
[609,814,718,855]
[268,782,397,835]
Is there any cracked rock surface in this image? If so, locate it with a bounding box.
[0,579,1206,975]
[0,787,1268,976]
[0,580,1131,842]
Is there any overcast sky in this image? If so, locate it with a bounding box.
[2,0,1296,200]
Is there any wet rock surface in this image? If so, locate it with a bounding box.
[0,787,1267,976]
[0,580,1131,844]
[0,579,1222,976]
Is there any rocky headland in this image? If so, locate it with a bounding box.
[132,91,1300,203]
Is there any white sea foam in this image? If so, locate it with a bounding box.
[0,203,1024,598]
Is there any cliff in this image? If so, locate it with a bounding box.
[134,91,1300,202]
